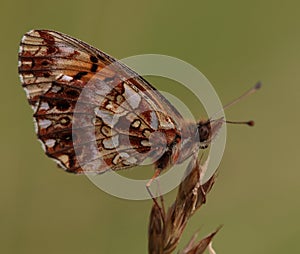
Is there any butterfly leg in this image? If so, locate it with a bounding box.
[147,148,174,218]
[155,177,166,215]
[146,168,161,188]
[146,169,166,220]
[146,169,161,202]
[199,185,207,204]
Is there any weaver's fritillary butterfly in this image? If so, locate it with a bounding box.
[18,30,257,182]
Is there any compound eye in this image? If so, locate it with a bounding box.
[199,126,209,142]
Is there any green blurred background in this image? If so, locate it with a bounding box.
[1,0,299,253]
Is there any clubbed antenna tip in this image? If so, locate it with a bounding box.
[225,120,255,127]
[255,81,262,90]
[247,120,255,126]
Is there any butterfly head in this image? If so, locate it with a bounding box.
[195,82,262,149]
[197,117,225,149]
[198,120,211,142]
[197,120,212,149]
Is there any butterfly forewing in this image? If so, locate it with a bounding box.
[18,30,189,174]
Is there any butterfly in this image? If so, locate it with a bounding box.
[18,30,235,181]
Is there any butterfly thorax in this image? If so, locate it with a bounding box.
[169,120,211,166]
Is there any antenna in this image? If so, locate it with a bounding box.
[225,120,255,126]
[210,81,262,122]
[222,81,261,111]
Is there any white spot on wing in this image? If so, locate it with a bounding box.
[112,154,121,165]
[131,119,141,128]
[19,75,24,84]
[123,156,137,165]
[123,83,141,109]
[34,118,46,152]
[45,139,56,148]
[95,108,117,125]
[94,82,112,96]
[103,135,119,149]
[31,104,38,111]
[21,35,26,43]
[33,117,38,133]
[60,75,73,82]
[24,73,34,79]
[38,119,52,129]
[143,129,151,138]
[27,30,40,39]
[58,155,69,167]
[105,101,124,114]
[94,107,127,126]
[150,111,158,129]
[113,152,130,165]
[106,103,112,110]
[40,102,50,110]
[119,152,129,158]
[52,158,68,170]
[141,140,151,147]
[23,60,32,67]
[51,85,62,93]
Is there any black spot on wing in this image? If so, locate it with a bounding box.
[90,55,98,63]
[73,71,88,80]
[91,64,98,72]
